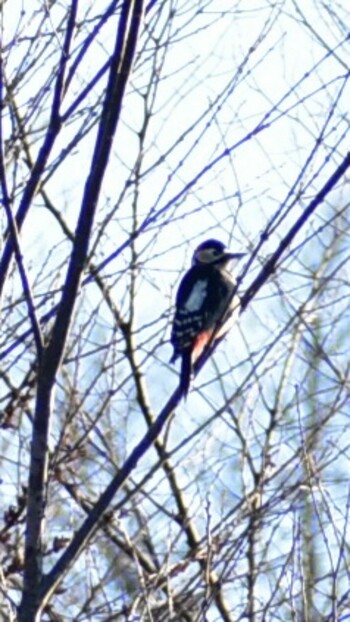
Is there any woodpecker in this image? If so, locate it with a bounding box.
[170,239,245,396]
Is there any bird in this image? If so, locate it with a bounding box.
[170,239,245,397]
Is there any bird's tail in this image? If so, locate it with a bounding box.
[180,349,193,398]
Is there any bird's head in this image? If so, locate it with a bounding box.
[192,239,245,267]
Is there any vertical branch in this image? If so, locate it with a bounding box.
[246,495,260,621]
[43,0,144,380]
[0,0,79,304]
[0,57,43,356]
[18,1,144,620]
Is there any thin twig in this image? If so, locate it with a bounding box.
[0,54,43,356]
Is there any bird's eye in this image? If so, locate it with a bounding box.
[211,248,221,256]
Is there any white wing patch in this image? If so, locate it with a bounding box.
[184,280,207,311]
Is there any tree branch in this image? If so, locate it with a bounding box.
[18,1,145,620]
[0,57,43,356]
[35,146,350,614]
[0,1,78,305]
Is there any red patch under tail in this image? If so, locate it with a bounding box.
[192,329,214,360]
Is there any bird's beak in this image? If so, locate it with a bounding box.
[225,252,246,260]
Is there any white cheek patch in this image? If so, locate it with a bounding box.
[184,280,207,311]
